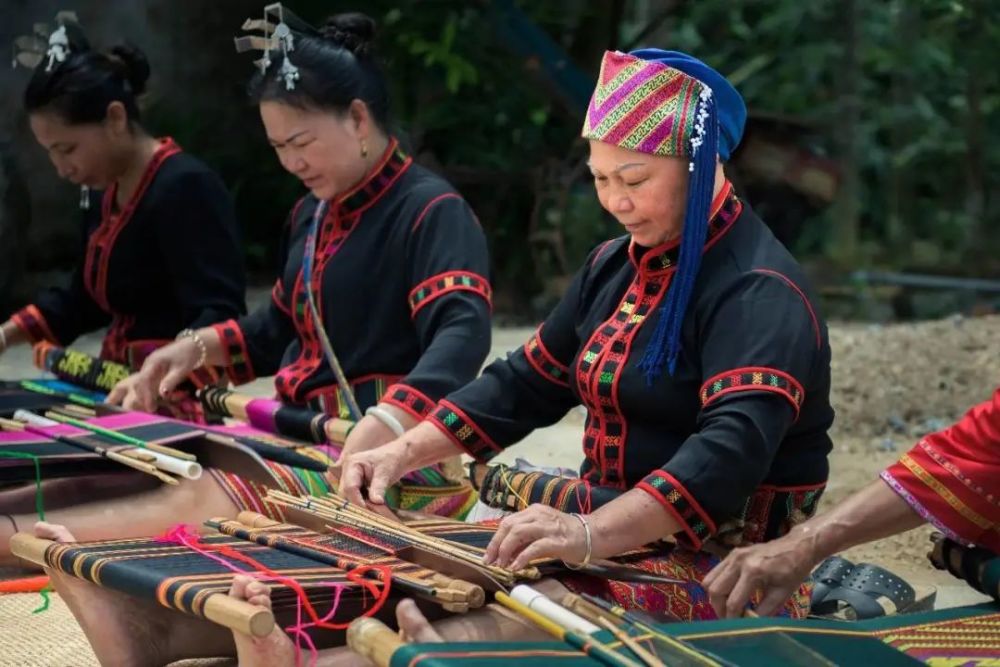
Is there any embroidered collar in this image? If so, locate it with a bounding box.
[101,137,181,220]
[333,137,412,216]
[629,180,742,276]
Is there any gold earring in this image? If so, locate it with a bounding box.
[360,141,368,158]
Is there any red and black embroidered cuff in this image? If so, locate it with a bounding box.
[636,469,716,550]
[408,271,492,318]
[381,383,436,421]
[524,326,571,388]
[11,304,58,344]
[211,319,255,385]
[700,367,805,415]
[428,399,502,462]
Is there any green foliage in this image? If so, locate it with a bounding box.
[139,0,999,313]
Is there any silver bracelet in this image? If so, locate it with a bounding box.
[365,405,405,437]
[562,513,593,570]
[175,328,207,368]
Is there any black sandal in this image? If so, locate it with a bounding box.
[809,555,855,614]
[815,562,936,620]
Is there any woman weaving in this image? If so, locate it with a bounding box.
[1,10,490,565]
[0,14,246,378]
[33,47,833,666]
[0,15,245,522]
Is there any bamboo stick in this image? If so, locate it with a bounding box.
[598,617,665,667]
[0,417,178,485]
[346,617,405,667]
[495,591,642,667]
[42,411,197,461]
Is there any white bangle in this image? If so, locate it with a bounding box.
[175,328,207,368]
[365,405,405,437]
[562,513,593,570]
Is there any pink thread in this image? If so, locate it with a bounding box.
[155,524,359,667]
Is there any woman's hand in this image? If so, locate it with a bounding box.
[106,339,202,412]
[327,404,416,482]
[338,439,410,509]
[484,504,589,571]
[702,531,818,618]
[338,421,464,510]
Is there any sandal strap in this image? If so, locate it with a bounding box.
[822,563,916,619]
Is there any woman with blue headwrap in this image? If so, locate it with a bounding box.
[340,48,835,623]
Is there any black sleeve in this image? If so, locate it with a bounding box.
[424,245,602,461]
[210,219,297,385]
[377,194,493,420]
[154,170,246,329]
[636,270,824,549]
[13,215,109,345]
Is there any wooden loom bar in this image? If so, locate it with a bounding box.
[8,533,276,636]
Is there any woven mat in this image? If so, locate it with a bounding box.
[0,591,234,667]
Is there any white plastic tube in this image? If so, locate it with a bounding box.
[15,409,202,480]
[510,584,599,635]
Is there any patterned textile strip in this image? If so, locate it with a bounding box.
[212,319,256,385]
[699,366,805,416]
[427,399,503,462]
[523,326,571,388]
[561,546,812,622]
[382,383,436,421]
[635,470,716,549]
[408,271,492,318]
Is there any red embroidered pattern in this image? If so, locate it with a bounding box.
[636,470,716,549]
[408,271,492,318]
[428,399,502,461]
[212,319,255,385]
[381,383,435,421]
[10,304,58,344]
[274,141,411,404]
[699,366,805,415]
[523,325,570,387]
[574,184,743,489]
[86,138,181,314]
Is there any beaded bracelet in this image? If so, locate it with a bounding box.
[365,405,405,437]
[175,328,207,369]
[562,513,593,570]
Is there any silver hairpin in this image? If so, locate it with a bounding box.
[234,3,299,89]
[11,11,79,71]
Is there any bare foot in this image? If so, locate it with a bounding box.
[396,599,444,642]
[41,521,234,665]
[229,574,297,667]
[34,521,77,542]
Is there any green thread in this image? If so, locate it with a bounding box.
[0,451,45,521]
[32,584,52,614]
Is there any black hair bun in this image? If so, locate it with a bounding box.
[321,13,376,57]
[108,42,150,95]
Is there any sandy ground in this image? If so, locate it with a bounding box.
[0,304,994,641]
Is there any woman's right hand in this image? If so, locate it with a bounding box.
[338,438,410,509]
[106,339,202,412]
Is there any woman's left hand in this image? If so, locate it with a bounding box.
[484,504,589,571]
